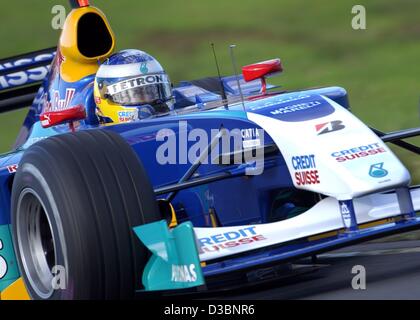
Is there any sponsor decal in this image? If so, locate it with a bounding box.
[241,128,260,139]
[0,52,55,90]
[6,165,18,174]
[41,113,51,127]
[315,120,345,135]
[171,264,197,283]
[369,162,388,178]
[140,62,149,74]
[242,139,260,149]
[44,88,76,112]
[340,202,352,228]
[107,74,169,95]
[331,142,386,162]
[249,94,335,122]
[0,239,7,280]
[117,109,138,123]
[198,227,266,253]
[291,154,320,186]
[241,128,261,148]
[270,100,321,115]
[94,96,101,105]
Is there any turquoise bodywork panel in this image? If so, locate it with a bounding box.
[0,225,20,291]
[133,220,204,291]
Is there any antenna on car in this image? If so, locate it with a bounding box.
[229,44,246,111]
[211,43,229,109]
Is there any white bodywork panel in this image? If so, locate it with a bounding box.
[246,95,410,200]
[195,188,420,261]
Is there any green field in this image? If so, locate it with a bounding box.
[1,0,420,180]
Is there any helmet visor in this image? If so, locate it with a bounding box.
[98,74,172,106]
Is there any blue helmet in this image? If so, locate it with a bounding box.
[94,49,174,121]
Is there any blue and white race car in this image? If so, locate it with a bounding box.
[1,0,420,300]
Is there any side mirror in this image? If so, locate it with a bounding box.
[242,58,283,94]
[40,105,86,131]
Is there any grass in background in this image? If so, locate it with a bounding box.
[1,0,420,181]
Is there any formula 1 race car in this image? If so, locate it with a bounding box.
[1,0,420,300]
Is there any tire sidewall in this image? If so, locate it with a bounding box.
[12,161,73,300]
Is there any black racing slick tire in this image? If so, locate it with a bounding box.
[10,130,160,300]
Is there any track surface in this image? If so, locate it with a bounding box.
[208,240,420,300]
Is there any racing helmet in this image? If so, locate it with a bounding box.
[94,49,174,123]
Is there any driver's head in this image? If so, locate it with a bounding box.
[94,49,174,123]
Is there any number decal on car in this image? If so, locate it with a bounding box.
[0,239,8,279]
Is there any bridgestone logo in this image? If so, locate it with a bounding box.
[107,74,168,95]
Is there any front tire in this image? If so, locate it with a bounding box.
[11,129,160,299]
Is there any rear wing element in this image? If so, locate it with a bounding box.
[0,47,56,113]
[133,220,204,291]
